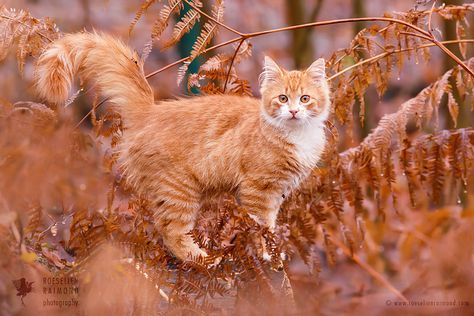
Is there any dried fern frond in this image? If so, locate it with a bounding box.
[189,0,224,61]
[177,61,191,86]
[141,0,184,59]
[186,40,252,92]
[0,6,60,72]
[327,3,474,126]
[128,0,159,35]
[162,4,202,49]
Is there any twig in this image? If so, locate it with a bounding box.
[223,38,245,92]
[398,31,433,42]
[145,37,241,79]
[146,15,474,79]
[244,17,432,38]
[396,29,474,77]
[328,39,474,81]
[331,237,409,303]
[74,97,107,129]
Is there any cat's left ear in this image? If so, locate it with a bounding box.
[306,58,326,81]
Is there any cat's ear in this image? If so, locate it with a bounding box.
[259,56,283,88]
[306,58,326,81]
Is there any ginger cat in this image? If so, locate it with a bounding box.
[35,32,330,261]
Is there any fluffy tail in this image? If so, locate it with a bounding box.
[35,32,154,117]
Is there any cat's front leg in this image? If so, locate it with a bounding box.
[239,180,282,230]
[239,181,284,263]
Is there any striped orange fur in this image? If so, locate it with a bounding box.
[34,32,330,260]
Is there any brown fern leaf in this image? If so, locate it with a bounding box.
[68,208,109,261]
[189,0,224,61]
[155,0,184,39]
[447,91,459,127]
[162,6,201,49]
[456,20,467,59]
[400,139,419,207]
[229,78,252,96]
[321,225,336,266]
[453,129,473,189]
[0,6,60,72]
[129,0,159,35]
[189,41,252,93]
[383,148,399,212]
[201,82,222,95]
[200,54,232,72]
[24,205,43,240]
[177,61,190,86]
[142,0,184,58]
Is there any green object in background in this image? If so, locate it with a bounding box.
[176,2,201,95]
[341,55,355,69]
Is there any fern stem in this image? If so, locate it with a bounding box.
[145,37,242,78]
[328,39,474,81]
[222,38,245,93]
[146,15,474,79]
[182,0,244,36]
[243,17,432,39]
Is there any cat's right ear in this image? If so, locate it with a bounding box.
[259,56,283,88]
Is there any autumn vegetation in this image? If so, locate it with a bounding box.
[0,1,474,315]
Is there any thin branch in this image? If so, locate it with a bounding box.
[223,38,245,92]
[244,17,432,38]
[331,238,409,303]
[182,0,244,36]
[74,97,108,129]
[244,17,473,77]
[146,15,474,79]
[145,37,242,78]
[398,31,433,42]
[431,36,472,75]
[328,39,474,81]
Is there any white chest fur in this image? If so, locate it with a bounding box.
[287,122,326,168]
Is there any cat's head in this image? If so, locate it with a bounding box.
[259,56,330,129]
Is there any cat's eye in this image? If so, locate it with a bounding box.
[278,95,288,103]
[300,95,310,103]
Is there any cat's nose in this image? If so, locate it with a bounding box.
[289,110,299,117]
